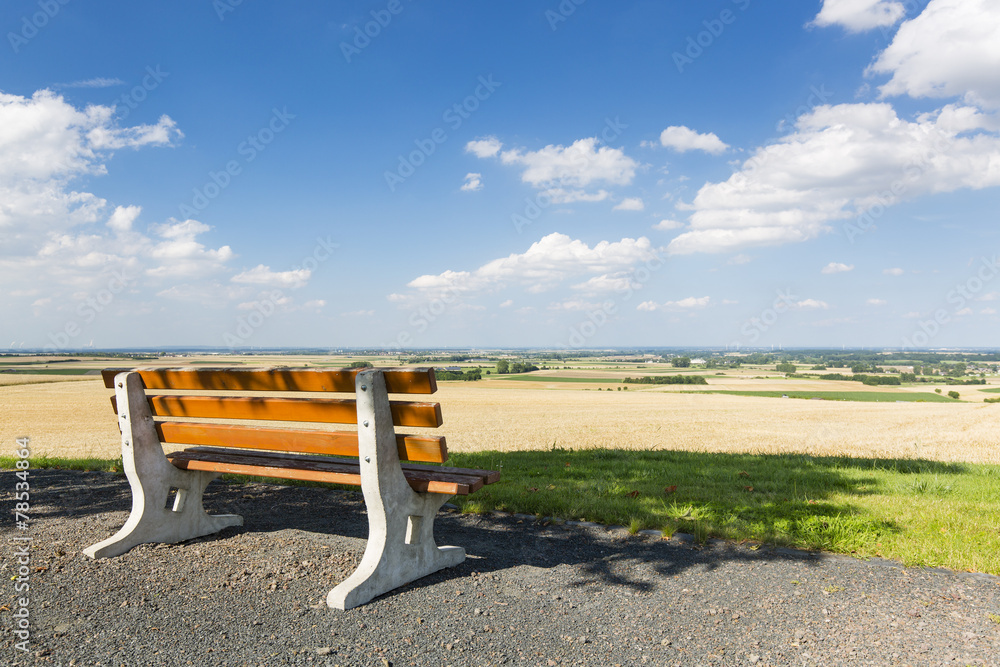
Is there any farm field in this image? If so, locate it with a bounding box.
[2,355,998,465]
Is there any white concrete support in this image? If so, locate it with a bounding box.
[83,372,243,559]
[327,370,464,610]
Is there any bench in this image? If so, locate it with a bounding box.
[83,366,499,610]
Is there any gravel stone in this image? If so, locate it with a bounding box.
[3,469,999,666]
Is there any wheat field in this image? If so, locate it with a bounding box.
[2,376,998,465]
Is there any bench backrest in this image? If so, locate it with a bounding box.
[102,367,448,463]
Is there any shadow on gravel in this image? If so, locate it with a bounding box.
[5,469,860,602]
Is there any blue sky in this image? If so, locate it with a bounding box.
[1,0,998,350]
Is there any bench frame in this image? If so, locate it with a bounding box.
[83,368,480,610]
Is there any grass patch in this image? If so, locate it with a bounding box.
[446,448,1000,575]
[683,390,956,403]
[980,387,1000,394]
[10,449,1000,575]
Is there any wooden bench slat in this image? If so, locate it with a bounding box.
[102,367,437,394]
[168,448,480,495]
[156,422,448,463]
[110,395,443,428]
[181,446,499,486]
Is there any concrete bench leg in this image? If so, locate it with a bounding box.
[83,372,243,559]
[327,370,465,610]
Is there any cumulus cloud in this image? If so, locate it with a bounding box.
[465,136,503,158]
[654,219,683,230]
[809,0,906,32]
[401,232,661,301]
[883,267,905,276]
[637,296,711,311]
[499,138,637,189]
[461,172,483,191]
[796,299,830,309]
[659,126,729,154]
[867,298,887,305]
[868,0,1000,110]
[667,102,1000,254]
[822,262,855,274]
[613,197,645,211]
[231,265,311,289]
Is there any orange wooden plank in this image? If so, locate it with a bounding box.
[110,395,442,428]
[102,367,437,394]
[168,449,473,494]
[155,422,448,463]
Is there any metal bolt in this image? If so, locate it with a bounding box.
[361,384,367,391]
[363,420,369,427]
[118,382,123,388]
[364,456,371,463]
[120,414,126,419]
[123,440,130,446]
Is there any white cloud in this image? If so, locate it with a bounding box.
[613,197,644,211]
[667,102,1000,254]
[797,299,830,309]
[809,0,906,32]
[659,126,729,154]
[867,298,887,305]
[981,307,998,315]
[571,274,638,294]
[883,267,905,276]
[231,265,311,289]
[955,307,973,316]
[822,262,855,274]
[654,219,683,230]
[403,232,661,300]
[465,136,503,158]
[59,77,125,88]
[728,254,752,265]
[540,188,611,204]
[638,296,711,311]
[303,300,326,309]
[461,172,483,191]
[499,299,513,308]
[868,0,1000,110]
[497,137,637,193]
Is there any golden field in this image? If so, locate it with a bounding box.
[2,372,998,465]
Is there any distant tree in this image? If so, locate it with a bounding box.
[496,360,509,374]
[776,362,797,373]
[948,390,960,399]
[671,356,691,368]
[348,361,374,368]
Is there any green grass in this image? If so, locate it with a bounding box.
[495,375,621,383]
[980,387,1000,394]
[683,390,957,403]
[9,449,1000,576]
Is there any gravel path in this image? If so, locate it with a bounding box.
[2,469,999,666]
